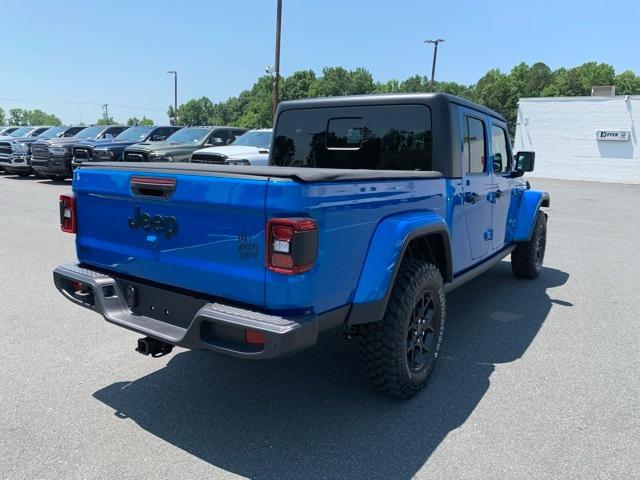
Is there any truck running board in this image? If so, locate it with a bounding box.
[445,245,516,293]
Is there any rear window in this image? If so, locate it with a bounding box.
[272,105,433,170]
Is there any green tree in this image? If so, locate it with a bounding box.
[8,108,29,125]
[524,62,553,97]
[174,97,215,126]
[236,75,274,128]
[0,107,5,125]
[614,70,640,95]
[556,62,615,96]
[398,75,430,93]
[374,79,401,93]
[474,69,518,132]
[96,117,116,125]
[309,67,376,97]
[281,70,316,101]
[127,116,154,126]
[434,81,475,99]
[28,109,62,126]
[169,62,638,138]
[8,108,61,126]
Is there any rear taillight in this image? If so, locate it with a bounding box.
[266,218,318,274]
[59,194,76,233]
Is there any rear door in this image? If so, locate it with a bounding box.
[73,167,269,307]
[460,108,493,260]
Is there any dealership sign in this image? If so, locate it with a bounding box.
[596,130,630,141]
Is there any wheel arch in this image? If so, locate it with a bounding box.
[346,212,452,326]
[512,190,550,242]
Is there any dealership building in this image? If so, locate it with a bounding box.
[514,91,639,184]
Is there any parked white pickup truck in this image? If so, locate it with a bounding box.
[190,129,272,166]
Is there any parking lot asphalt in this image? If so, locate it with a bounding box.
[0,173,638,480]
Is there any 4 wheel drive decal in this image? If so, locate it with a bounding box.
[238,231,259,260]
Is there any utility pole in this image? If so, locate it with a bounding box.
[101,104,109,121]
[272,0,282,123]
[424,39,444,91]
[167,70,178,125]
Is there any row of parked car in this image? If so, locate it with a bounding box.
[0,124,273,180]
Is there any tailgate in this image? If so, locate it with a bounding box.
[73,167,267,307]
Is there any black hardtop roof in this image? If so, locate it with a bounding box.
[278,92,506,122]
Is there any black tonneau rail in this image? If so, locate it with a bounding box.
[79,162,443,183]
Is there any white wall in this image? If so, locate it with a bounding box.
[514,96,640,184]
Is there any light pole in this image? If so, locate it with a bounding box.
[167,70,178,125]
[272,0,282,123]
[424,39,444,91]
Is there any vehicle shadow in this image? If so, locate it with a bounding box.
[93,262,569,479]
[1,173,35,180]
[36,179,71,185]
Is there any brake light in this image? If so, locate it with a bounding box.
[59,194,76,233]
[266,218,318,274]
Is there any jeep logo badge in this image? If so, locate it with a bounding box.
[128,205,178,238]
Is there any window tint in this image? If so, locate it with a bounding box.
[326,118,364,149]
[149,127,174,141]
[491,125,510,173]
[167,127,210,144]
[208,130,229,145]
[233,129,247,138]
[232,130,271,149]
[64,127,85,137]
[105,126,127,137]
[463,116,486,174]
[272,105,432,170]
[32,127,50,136]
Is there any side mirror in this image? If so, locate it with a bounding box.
[151,135,164,141]
[104,134,114,140]
[208,137,225,146]
[514,151,535,172]
[492,153,503,173]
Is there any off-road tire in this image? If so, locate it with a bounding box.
[358,259,445,399]
[51,175,68,182]
[511,211,547,279]
[17,172,31,177]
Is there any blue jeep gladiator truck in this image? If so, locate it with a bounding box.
[54,93,548,398]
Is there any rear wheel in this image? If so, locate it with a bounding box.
[511,211,547,279]
[17,171,31,177]
[359,260,445,399]
[51,175,68,182]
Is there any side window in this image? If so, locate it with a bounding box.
[104,127,126,138]
[231,130,247,142]
[64,127,84,137]
[208,130,229,145]
[151,128,172,141]
[491,125,510,173]
[463,116,486,174]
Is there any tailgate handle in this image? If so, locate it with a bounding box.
[130,176,176,199]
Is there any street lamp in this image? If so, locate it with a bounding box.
[272,0,282,123]
[167,70,178,125]
[424,39,444,92]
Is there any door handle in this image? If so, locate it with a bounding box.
[464,192,481,204]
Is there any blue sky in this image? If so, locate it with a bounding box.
[1,0,638,124]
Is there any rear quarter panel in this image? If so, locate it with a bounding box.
[264,178,446,313]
